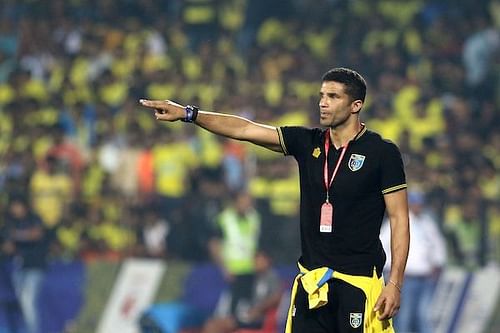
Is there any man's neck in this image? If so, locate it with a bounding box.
[329,121,363,149]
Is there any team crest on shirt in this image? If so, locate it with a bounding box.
[348,154,365,171]
[350,312,363,328]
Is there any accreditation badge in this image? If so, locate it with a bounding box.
[320,202,333,232]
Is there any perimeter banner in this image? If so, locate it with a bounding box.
[96,258,166,333]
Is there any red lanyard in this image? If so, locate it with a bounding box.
[323,130,348,203]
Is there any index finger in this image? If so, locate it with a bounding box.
[139,99,166,108]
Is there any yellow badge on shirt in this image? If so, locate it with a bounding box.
[312,147,321,158]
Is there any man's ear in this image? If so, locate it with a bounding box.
[351,100,363,114]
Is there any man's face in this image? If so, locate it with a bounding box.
[318,81,358,128]
[236,193,252,215]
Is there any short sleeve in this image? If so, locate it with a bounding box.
[278,126,316,157]
[380,141,407,194]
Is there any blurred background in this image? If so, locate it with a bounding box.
[0,0,499,332]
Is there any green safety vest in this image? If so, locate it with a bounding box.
[218,208,260,275]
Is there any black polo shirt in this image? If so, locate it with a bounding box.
[277,125,406,277]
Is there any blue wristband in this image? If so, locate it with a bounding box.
[182,105,199,123]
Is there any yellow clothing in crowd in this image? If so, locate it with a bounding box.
[30,170,73,228]
[152,141,198,198]
[88,221,136,251]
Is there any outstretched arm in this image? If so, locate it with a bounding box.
[139,99,283,152]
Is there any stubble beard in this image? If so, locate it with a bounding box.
[326,113,350,130]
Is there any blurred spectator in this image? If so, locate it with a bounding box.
[0,149,34,198]
[209,191,261,277]
[181,165,226,262]
[202,250,282,333]
[29,155,73,235]
[222,140,248,192]
[208,191,262,326]
[151,127,197,224]
[0,19,18,56]
[0,50,16,83]
[55,202,86,259]
[136,136,156,203]
[0,209,21,333]
[108,120,142,198]
[381,190,447,333]
[45,125,84,194]
[5,194,48,333]
[444,198,483,269]
[137,206,169,259]
[462,20,500,100]
[254,159,300,264]
[82,196,136,261]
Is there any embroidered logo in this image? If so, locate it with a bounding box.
[312,147,321,158]
[348,154,365,171]
[350,312,363,328]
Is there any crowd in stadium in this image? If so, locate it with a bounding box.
[0,0,498,280]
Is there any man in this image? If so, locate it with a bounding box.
[1,213,21,333]
[209,191,261,282]
[5,194,48,333]
[206,191,261,330]
[30,155,73,232]
[140,67,410,332]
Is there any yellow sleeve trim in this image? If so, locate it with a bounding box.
[382,183,407,194]
[277,127,289,155]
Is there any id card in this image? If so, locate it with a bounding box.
[320,202,333,233]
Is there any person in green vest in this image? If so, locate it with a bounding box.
[207,191,262,325]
